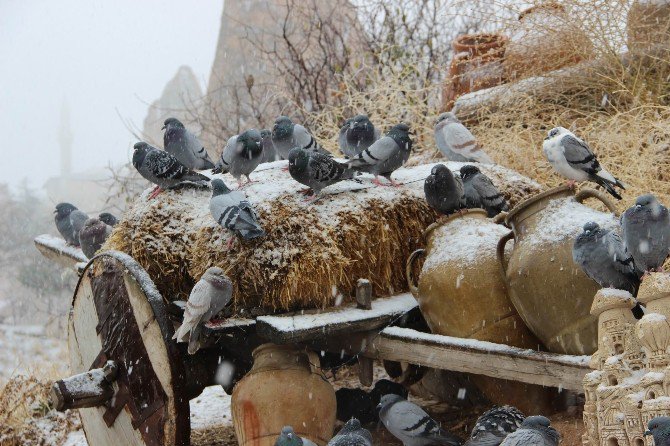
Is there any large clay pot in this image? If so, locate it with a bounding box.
[497,186,619,355]
[407,209,558,413]
[232,344,336,446]
[504,3,594,80]
[628,0,670,53]
[442,33,507,111]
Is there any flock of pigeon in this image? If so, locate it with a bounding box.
[50,113,670,445]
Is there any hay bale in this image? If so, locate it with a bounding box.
[104,161,543,314]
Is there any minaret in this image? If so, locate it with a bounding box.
[59,99,73,177]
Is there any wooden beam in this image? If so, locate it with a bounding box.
[356,279,372,310]
[51,361,118,411]
[256,293,417,344]
[34,234,87,272]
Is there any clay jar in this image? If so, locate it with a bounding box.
[504,3,593,80]
[407,209,556,413]
[628,0,670,53]
[231,344,336,446]
[498,186,619,355]
[442,33,507,110]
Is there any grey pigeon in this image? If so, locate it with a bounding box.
[434,112,492,163]
[377,394,462,446]
[424,164,466,215]
[460,165,509,218]
[327,418,373,446]
[98,212,119,227]
[260,128,279,163]
[54,203,89,246]
[172,267,233,354]
[621,194,670,273]
[78,218,113,259]
[646,416,670,446]
[272,116,329,160]
[288,147,356,201]
[573,221,640,295]
[209,179,265,243]
[543,127,625,199]
[274,426,317,446]
[132,142,210,199]
[464,406,525,446]
[346,123,412,187]
[213,129,264,187]
[162,117,215,170]
[338,114,379,158]
[499,416,560,446]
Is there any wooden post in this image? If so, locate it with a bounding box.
[51,360,118,411]
[356,279,372,310]
[358,356,374,387]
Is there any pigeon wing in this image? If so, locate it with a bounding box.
[561,135,601,176]
[185,130,215,168]
[347,136,397,168]
[308,152,351,183]
[500,429,547,446]
[446,122,492,163]
[146,150,192,180]
[173,279,211,342]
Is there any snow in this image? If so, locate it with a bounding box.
[599,288,634,299]
[257,293,416,332]
[382,326,591,366]
[189,385,232,430]
[641,313,668,323]
[0,324,68,383]
[34,234,87,263]
[524,197,618,249]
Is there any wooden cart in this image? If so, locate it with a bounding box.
[35,234,591,446]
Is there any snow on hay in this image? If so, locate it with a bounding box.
[103,161,543,313]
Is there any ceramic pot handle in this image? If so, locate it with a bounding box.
[575,188,619,216]
[496,231,515,291]
[406,249,425,299]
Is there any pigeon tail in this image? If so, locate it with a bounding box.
[182,171,211,183]
[240,227,266,240]
[187,324,202,355]
[592,175,623,200]
[201,158,215,170]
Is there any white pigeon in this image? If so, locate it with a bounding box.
[542,126,625,199]
[173,267,233,355]
[434,112,492,163]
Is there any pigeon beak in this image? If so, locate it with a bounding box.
[161,125,166,130]
[645,430,652,436]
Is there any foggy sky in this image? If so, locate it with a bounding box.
[0,0,223,191]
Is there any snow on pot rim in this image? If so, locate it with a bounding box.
[104,160,543,315]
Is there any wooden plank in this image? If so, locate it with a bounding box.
[353,327,590,392]
[34,234,87,271]
[255,293,417,344]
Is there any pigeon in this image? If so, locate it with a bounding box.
[213,129,264,187]
[646,416,670,446]
[288,147,356,201]
[274,426,317,446]
[542,127,625,199]
[272,116,329,160]
[132,142,210,199]
[346,123,412,187]
[338,114,379,158]
[573,221,640,295]
[209,179,265,244]
[499,416,560,446]
[162,117,215,170]
[460,165,509,218]
[377,394,462,446]
[78,218,113,259]
[327,418,373,446]
[464,406,525,446]
[54,203,89,246]
[434,112,492,163]
[98,212,119,227]
[424,164,466,215]
[337,379,408,424]
[621,194,670,273]
[260,128,279,163]
[172,267,233,355]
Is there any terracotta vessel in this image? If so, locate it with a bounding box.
[504,3,593,80]
[232,344,336,446]
[497,186,619,355]
[442,33,507,111]
[407,209,557,413]
[628,0,670,53]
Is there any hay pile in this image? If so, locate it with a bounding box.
[105,161,542,314]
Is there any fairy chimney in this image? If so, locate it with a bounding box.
[589,288,637,369]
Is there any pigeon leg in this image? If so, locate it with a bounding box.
[226,237,235,250]
[281,165,290,172]
[148,186,163,199]
[565,180,577,190]
[372,176,387,187]
[388,178,403,188]
[304,193,322,203]
[298,188,314,196]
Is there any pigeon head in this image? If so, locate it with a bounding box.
[238,129,263,158]
[350,114,371,130]
[460,164,481,180]
[545,126,568,141]
[54,202,78,218]
[646,416,670,440]
[376,393,403,411]
[82,218,108,234]
[287,147,309,173]
[636,194,665,217]
[582,221,600,234]
[132,142,152,167]
[434,112,457,127]
[202,267,233,290]
[260,129,272,140]
[521,415,551,429]
[276,426,303,446]
[211,179,232,196]
[273,116,294,140]
[430,163,451,178]
[387,123,413,150]
[98,213,118,226]
[162,117,184,130]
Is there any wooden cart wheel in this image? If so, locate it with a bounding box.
[68,251,189,446]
